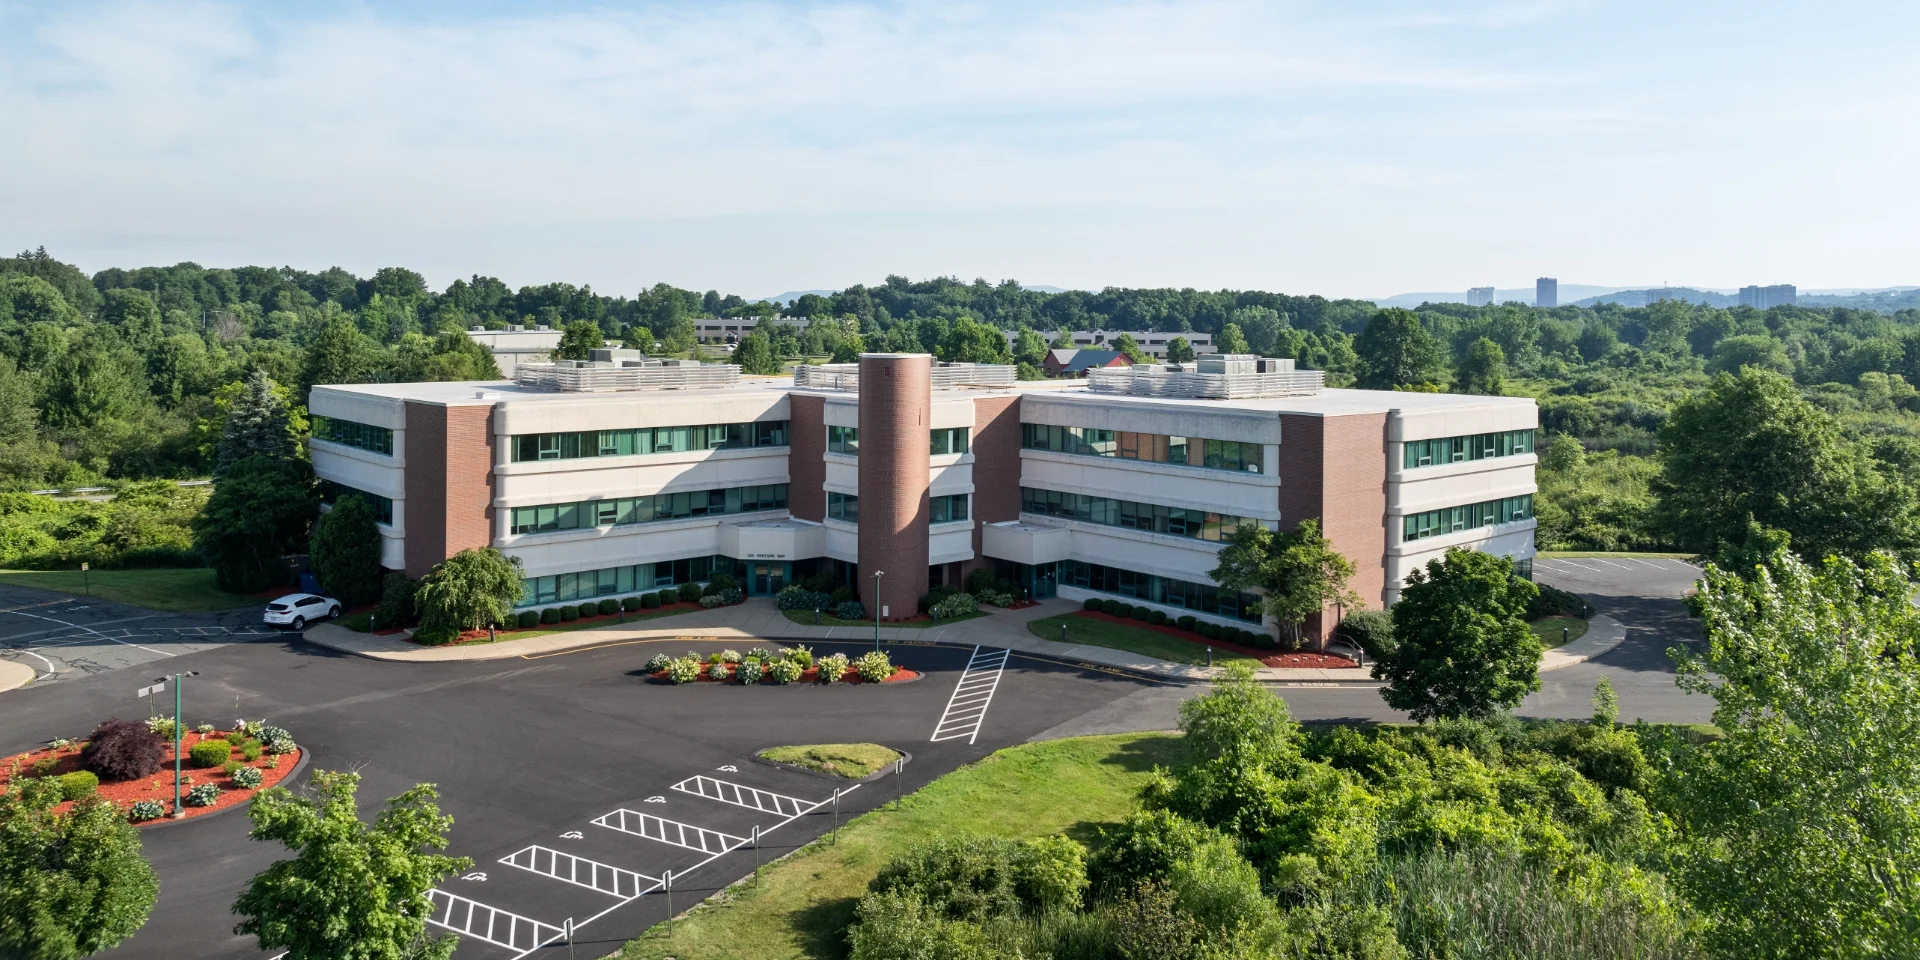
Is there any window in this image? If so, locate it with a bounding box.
[508,484,789,535]
[312,417,393,456]
[1019,486,1252,542]
[1056,559,1262,623]
[1402,429,1535,469]
[828,425,859,455]
[930,494,970,523]
[518,553,733,607]
[930,428,970,456]
[508,421,790,462]
[319,481,394,525]
[828,492,859,523]
[1021,424,1262,473]
[1400,495,1534,542]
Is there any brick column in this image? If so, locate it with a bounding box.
[963,394,1022,580]
[787,394,826,522]
[402,401,497,578]
[857,354,931,620]
[1277,412,1387,645]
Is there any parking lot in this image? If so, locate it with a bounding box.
[0,584,274,686]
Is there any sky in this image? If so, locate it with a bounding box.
[1,0,1914,301]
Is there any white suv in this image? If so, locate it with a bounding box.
[263,593,342,630]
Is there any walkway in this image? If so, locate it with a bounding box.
[299,597,1620,684]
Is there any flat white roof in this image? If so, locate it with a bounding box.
[312,377,796,407]
[1025,385,1534,417]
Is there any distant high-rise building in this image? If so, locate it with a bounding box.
[1738,284,1797,309]
[1645,288,1677,306]
[1535,277,1558,308]
[1467,286,1496,307]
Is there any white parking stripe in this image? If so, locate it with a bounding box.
[932,647,1009,744]
[672,775,813,817]
[500,845,656,899]
[591,808,747,855]
[425,889,563,955]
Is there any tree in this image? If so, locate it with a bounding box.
[1215,323,1249,355]
[553,320,603,361]
[0,777,159,960]
[41,337,149,429]
[1012,327,1048,367]
[831,332,866,364]
[1230,306,1285,356]
[415,547,523,630]
[233,770,470,960]
[661,315,698,357]
[1353,308,1446,390]
[1456,337,1507,395]
[191,456,315,593]
[1707,334,1793,377]
[1210,519,1360,649]
[1653,368,1918,566]
[1666,549,1920,958]
[299,317,386,401]
[216,370,300,477]
[733,330,781,375]
[938,317,1012,365]
[1373,548,1540,720]
[311,494,384,605]
[1165,336,1196,363]
[1111,332,1149,365]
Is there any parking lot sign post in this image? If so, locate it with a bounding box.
[894,757,903,807]
[664,870,674,937]
[80,561,89,597]
[871,571,884,652]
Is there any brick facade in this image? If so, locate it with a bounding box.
[786,394,826,523]
[402,402,496,578]
[963,394,1022,581]
[856,356,932,620]
[1277,412,1388,643]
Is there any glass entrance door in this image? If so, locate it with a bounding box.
[751,563,789,595]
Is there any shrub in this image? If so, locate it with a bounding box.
[748,647,779,661]
[641,591,661,609]
[1528,581,1586,620]
[1176,615,1196,632]
[737,659,765,684]
[855,651,894,682]
[188,741,229,768]
[412,625,460,646]
[766,657,804,684]
[1149,610,1167,626]
[81,719,167,781]
[994,577,1015,595]
[819,652,850,683]
[932,592,980,620]
[238,740,263,762]
[830,584,856,604]
[183,783,219,807]
[644,653,674,673]
[1097,598,1117,615]
[146,716,178,740]
[558,605,578,623]
[377,572,419,628]
[699,593,725,608]
[706,662,730,681]
[540,607,561,625]
[834,600,866,620]
[224,730,249,745]
[1088,810,1231,898]
[666,656,702,684]
[195,722,215,735]
[222,759,244,776]
[788,645,815,668]
[707,651,727,664]
[231,765,264,789]
[48,738,73,751]
[58,770,99,800]
[516,610,539,628]
[777,587,832,611]
[577,602,599,619]
[1084,598,1102,612]
[128,799,166,822]
[712,649,739,663]
[977,590,1014,607]
[965,567,997,595]
[31,757,59,777]
[678,582,702,602]
[253,724,291,744]
[1198,622,1219,640]
[1335,609,1395,661]
[597,598,619,616]
[264,755,279,769]
[705,571,739,594]
[870,836,1025,921]
[264,736,295,756]
[621,595,644,612]
[1129,605,1149,621]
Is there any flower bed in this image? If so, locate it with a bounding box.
[652,662,921,684]
[0,728,303,825]
[1069,610,1360,669]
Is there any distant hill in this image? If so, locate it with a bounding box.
[1371,284,1636,308]
[1574,287,1739,308]
[763,283,1074,305]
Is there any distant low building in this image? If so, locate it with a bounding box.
[464,326,563,377]
[1043,349,1131,377]
[1738,284,1798,309]
[1011,329,1213,358]
[1467,287,1496,307]
[693,317,810,343]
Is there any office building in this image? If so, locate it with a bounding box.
[1017,330,1215,358]
[1738,284,1797,309]
[1536,278,1558,308]
[1467,287,1496,307]
[463,326,563,377]
[308,353,1536,643]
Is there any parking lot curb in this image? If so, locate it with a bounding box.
[1540,613,1627,671]
[0,658,34,693]
[139,747,311,831]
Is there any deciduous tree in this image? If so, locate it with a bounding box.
[1374,548,1540,720]
[1457,337,1506,395]
[733,330,781,374]
[1165,336,1196,363]
[415,547,523,630]
[1210,519,1360,649]
[1354,308,1446,390]
[311,493,384,605]
[190,456,315,593]
[0,777,159,960]
[553,320,603,361]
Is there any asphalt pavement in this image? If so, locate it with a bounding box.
[0,583,273,687]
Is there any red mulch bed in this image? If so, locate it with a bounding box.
[0,731,303,825]
[1070,610,1360,669]
[418,601,708,645]
[651,662,921,684]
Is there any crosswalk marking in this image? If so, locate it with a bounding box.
[500,845,657,899]
[672,775,813,817]
[425,889,563,954]
[591,808,747,854]
[931,646,1009,744]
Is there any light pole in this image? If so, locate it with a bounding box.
[871,570,884,653]
[162,671,200,817]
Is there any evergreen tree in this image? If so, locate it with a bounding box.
[191,456,315,593]
[311,493,384,605]
[0,778,159,960]
[216,370,299,477]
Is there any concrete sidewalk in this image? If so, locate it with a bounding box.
[0,658,35,693]
[298,598,1618,683]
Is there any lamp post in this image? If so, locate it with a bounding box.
[162,671,200,818]
[872,570,884,653]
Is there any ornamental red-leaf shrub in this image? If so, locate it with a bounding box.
[80,719,167,781]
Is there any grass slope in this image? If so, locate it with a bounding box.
[616,732,1180,960]
[1530,615,1590,649]
[1027,613,1261,667]
[0,568,256,612]
[759,744,903,780]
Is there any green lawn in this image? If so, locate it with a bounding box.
[0,568,257,612]
[1537,550,1695,560]
[780,608,985,629]
[1027,613,1261,667]
[449,604,705,644]
[616,733,1180,960]
[759,744,903,780]
[1531,615,1589,648]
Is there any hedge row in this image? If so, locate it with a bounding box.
[1081,597,1272,648]
[510,582,736,629]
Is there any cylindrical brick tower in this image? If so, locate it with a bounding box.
[857,354,932,620]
